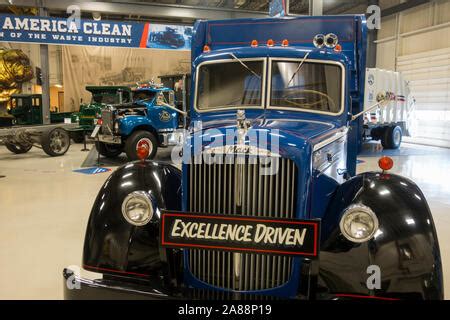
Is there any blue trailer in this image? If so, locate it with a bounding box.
[65,15,443,300]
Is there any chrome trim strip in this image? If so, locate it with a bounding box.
[313,127,348,152]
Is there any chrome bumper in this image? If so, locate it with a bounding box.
[159,131,184,147]
[63,268,175,300]
[98,133,122,144]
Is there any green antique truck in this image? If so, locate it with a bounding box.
[70,86,132,142]
[8,94,73,126]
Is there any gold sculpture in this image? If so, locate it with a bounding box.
[0,48,34,104]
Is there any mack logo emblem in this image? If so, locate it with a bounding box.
[159,110,172,122]
[205,145,280,157]
[161,211,320,257]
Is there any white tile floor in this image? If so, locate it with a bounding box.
[0,142,448,299]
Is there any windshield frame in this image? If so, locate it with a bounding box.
[267,57,345,116]
[194,57,267,113]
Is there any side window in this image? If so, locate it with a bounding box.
[162,91,175,106]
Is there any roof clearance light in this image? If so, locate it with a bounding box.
[281,39,289,47]
[203,45,211,53]
[267,39,275,47]
[325,33,338,48]
[378,156,394,171]
[313,34,325,48]
[251,39,258,47]
[334,44,342,52]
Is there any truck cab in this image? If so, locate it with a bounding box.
[95,83,182,160]
[9,94,73,125]
[71,85,132,131]
[65,15,443,300]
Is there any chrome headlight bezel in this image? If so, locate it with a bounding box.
[313,34,325,48]
[324,33,338,48]
[339,204,379,243]
[121,191,154,226]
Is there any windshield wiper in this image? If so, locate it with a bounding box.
[286,51,311,88]
[229,53,261,79]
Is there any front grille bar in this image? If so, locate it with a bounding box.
[188,157,298,291]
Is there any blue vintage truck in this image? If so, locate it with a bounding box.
[65,15,443,300]
[95,83,184,160]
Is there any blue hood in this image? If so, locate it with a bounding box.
[193,116,338,155]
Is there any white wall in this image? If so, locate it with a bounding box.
[376,0,450,147]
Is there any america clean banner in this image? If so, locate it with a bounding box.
[0,14,192,50]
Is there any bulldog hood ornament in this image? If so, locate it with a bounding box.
[236,109,251,145]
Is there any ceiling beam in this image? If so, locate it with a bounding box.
[2,0,270,21]
[381,0,431,17]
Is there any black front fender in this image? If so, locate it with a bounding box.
[318,172,443,300]
[82,160,182,280]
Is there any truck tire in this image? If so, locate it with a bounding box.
[41,127,71,157]
[95,141,123,158]
[5,142,32,154]
[381,125,402,149]
[71,131,85,143]
[125,130,158,161]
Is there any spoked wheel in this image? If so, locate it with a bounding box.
[41,127,71,157]
[5,142,32,154]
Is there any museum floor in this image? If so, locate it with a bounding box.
[0,142,449,299]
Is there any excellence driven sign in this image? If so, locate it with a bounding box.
[161,211,320,257]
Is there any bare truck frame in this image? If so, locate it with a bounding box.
[0,123,77,157]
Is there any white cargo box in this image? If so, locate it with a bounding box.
[364,68,414,127]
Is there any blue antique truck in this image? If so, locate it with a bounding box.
[94,83,184,160]
[64,15,443,300]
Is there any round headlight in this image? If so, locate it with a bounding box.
[339,205,379,243]
[121,191,153,226]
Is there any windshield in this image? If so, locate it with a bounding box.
[91,91,130,104]
[133,91,156,103]
[270,61,342,113]
[196,60,263,110]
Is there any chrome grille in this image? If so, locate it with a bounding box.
[188,157,297,291]
[101,109,113,134]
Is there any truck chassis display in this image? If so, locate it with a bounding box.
[0,123,76,157]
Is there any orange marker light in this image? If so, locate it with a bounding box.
[251,39,258,47]
[267,39,275,47]
[203,45,211,53]
[378,156,394,171]
[334,44,342,52]
[137,141,150,162]
[281,39,289,47]
[97,119,103,126]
